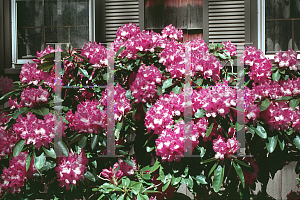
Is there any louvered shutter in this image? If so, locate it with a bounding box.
[208,0,245,43]
[105,0,140,42]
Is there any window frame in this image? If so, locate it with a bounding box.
[11,0,96,68]
[257,0,300,59]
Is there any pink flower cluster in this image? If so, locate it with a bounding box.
[244,87,260,124]
[145,92,184,134]
[221,41,237,57]
[260,101,296,132]
[115,22,140,42]
[19,62,54,88]
[55,150,88,190]
[81,41,108,68]
[130,64,161,103]
[161,24,183,41]
[0,151,36,196]
[101,83,132,121]
[192,84,237,118]
[155,120,200,162]
[194,117,211,142]
[0,75,13,95]
[158,42,185,79]
[66,99,106,134]
[242,157,259,186]
[33,45,62,62]
[13,112,66,149]
[274,49,299,71]
[241,46,272,84]
[213,135,240,160]
[101,158,137,185]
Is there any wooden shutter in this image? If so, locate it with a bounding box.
[208,0,245,43]
[105,0,140,42]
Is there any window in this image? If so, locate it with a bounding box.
[11,0,95,66]
[258,0,300,58]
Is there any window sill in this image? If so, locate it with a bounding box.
[4,67,21,74]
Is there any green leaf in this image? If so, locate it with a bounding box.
[79,135,87,148]
[157,86,162,96]
[254,124,267,139]
[0,89,21,101]
[131,182,143,195]
[91,134,99,150]
[57,141,69,156]
[78,67,90,79]
[193,175,207,185]
[42,147,56,159]
[32,107,50,116]
[195,78,203,86]
[12,107,29,119]
[84,171,96,182]
[208,162,218,177]
[277,138,285,151]
[185,176,194,189]
[115,46,126,57]
[260,98,270,111]
[26,152,32,172]
[295,161,300,174]
[149,161,160,173]
[117,194,125,200]
[142,174,151,180]
[146,146,154,152]
[137,51,146,57]
[37,62,54,70]
[293,135,300,149]
[213,165,225,193]
[123,158,135,166]
[34,152,46,169]
[201,157,216,164]
[272,69,280,81]
[236,123,244,131]
[162,78,173,89]
[199,146,206,158]
[275,96,292,101]
[232,161,245,188]
[266,135,278,153]
[172,86,181,94]
[13,139,25,157]
[290,98,300,110]
[40,160,56,171]
[162,180,170,192]
[172,176,182,185]
[205,123,214,137]
[194,108,206,118]
[122,177,131,188]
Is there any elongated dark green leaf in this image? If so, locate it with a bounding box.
[123,158,135,166]
[149,160,160,173]
[37,62,54,70]
[277,138,285,151]
[293,135,300,149]
[115,46,126,57]
[233,159,254,173]
[295,161,300,174]
[286,127,294,135]
[84,171,96,182]
[193,175,207,185]
[162,180,170,192]
[79,135,87,148]
[162,78,173,89]
[266,135,278,153]
[91,134,99,150]
[254,124,267,139]
[290,98,300,110]
[78,68,90,79]
[195,108,206,118]
[142,174,151,180]
[40,160,56,171]
[196,78,203,86]
[157,86,162,96]
[57,141,69,156]
[236,123,244,131]
[74,53,89,62]
[26,152,32,172]
[34,152,46,169]
[172,176,182,185]
[12,107,29,119]
[232,161,245,188]
[0,89,21,101]
[275,96,292,101]
[260,98,270,111]
[42,147,56,159]
[272,69,280,81]
[213,165,224,192]
[32,107,49,116]
[185,176,194,189]
[40,52,54,60]
[205,123,214,137]
[208,162,218,177]
[201,157,216,164]
[13,139,25,157]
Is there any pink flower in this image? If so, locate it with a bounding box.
[101,162,123,185]
[0,126,19,160]
[118,158,137,176]
[33,45,62,63]
[0,75,13,95]
[56,150,89,190]
[161,24,183,41]
[115,22,140,42]
[221,41,237,57]
[274,49,299,71]
[213,135,240,160]
[81,41,108,68]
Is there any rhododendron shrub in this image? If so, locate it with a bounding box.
[0,23,299,200]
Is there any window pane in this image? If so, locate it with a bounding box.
[295,21,300,51]
[265,21,292,53]
[17,0,89,59]
[266,0,291,19]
